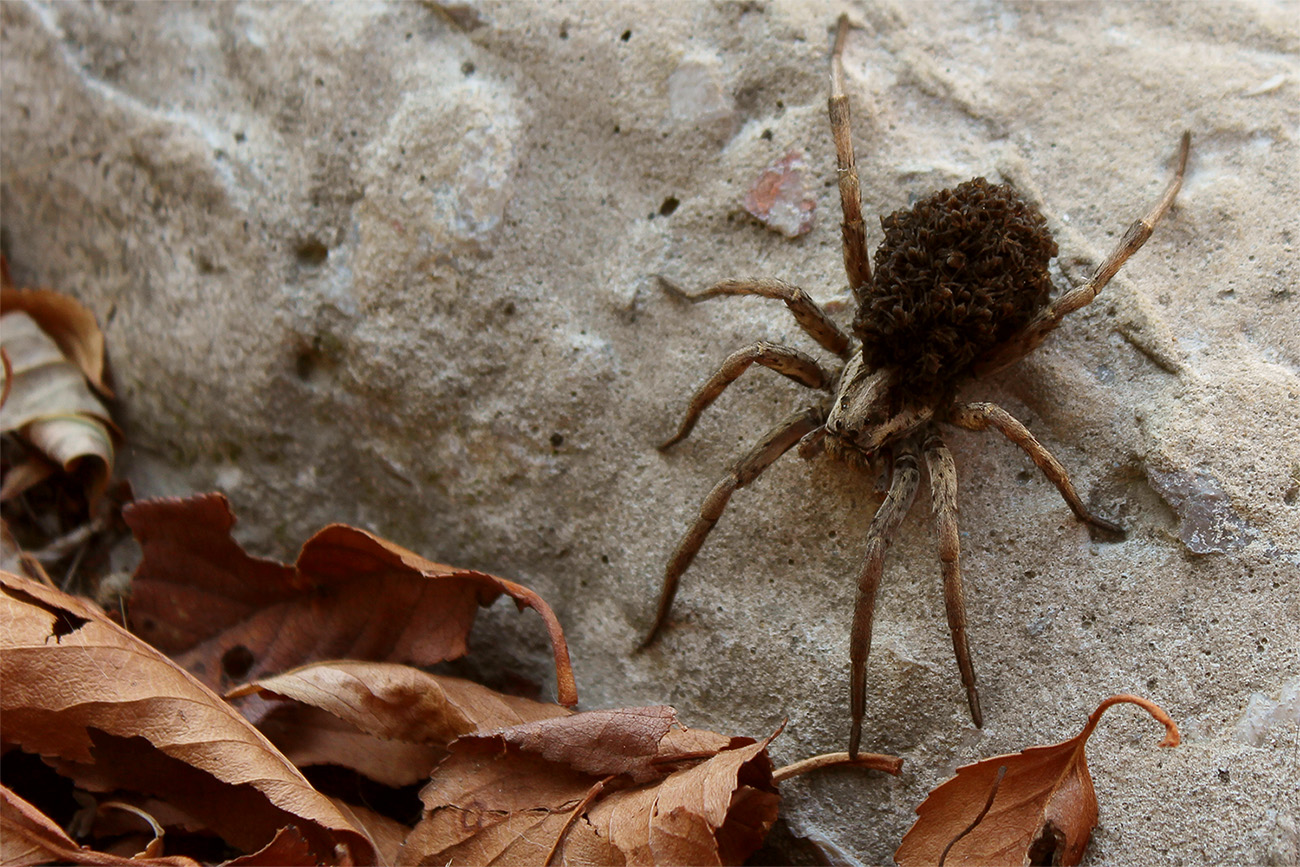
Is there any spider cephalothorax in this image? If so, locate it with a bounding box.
[643,15,1189,757]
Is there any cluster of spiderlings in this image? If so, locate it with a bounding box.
[853,178,1058,398]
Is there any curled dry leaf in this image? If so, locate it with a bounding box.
[0,288,118,505]
[895,694,1181,867]
[399,706,780,866]
[229,661,571,786]
[1,784,198,867]
[0,283,112,396]
[122,493,576,723]
[0,571,375,864]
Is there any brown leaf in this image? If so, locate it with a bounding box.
[0,285,112,396]
[230,662,571,786]
[0,307,117,505]
[398,707,780,866]
[0,784,199,867]
[122,492,577,723]
[895,694,1180,866]
[331,801,411,867]
[222,826,317,866]
[0,571,375,864]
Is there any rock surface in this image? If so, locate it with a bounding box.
[3,1,1297,863]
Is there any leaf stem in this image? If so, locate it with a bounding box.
[772,750,903,782]
[1080,694,1180,748]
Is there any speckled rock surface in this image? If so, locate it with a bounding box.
[3,1,1297,863]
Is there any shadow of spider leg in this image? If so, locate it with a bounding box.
[642,406,824,649]
[849,437,921,758]
[949,401,1122,534]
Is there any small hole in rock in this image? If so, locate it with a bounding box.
[659,196,680,216]
[295,239,329,265]
[461,60,475,76]
[295,351,316,380]
[550,432,565,447]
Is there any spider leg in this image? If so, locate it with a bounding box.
[660,342,832,449]
[642,406,824,649]
[657,275,852,359]
[949,401,1122,534]
[849,438,921,758]
[973,131,1190,376]
[922,430,983,727]
[829,14,872,301]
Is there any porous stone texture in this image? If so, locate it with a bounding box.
[3,2,1297,863]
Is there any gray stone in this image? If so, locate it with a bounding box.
[3,2,1297,863]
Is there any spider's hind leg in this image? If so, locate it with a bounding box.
[922,430,983,727]
[849,437,921,758]
[642,406,824,649]
[950,401,1122,535]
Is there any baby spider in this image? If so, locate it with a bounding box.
[642,15,1190,757]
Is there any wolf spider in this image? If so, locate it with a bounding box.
[642,15,1190,757]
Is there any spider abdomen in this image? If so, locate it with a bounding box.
[854,178,1058,398]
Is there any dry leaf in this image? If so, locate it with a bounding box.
[331,800,411,867]
[895,694,1180,866]
[0,784,199,867]
[0,571,375,864]
[122,492,576,723]
[0,284,112,396]
[398,706,780,866]
[230,661,571,786]
[222,826,318,866]
[0,304,117,505]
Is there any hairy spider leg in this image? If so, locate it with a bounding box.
[974,131,1191,377]
[657,275,852,358]
[849,438,921,758]
[922,431,983,727]
[949,401,1121,533]
[642,407,825,649]
[829,14,872,301]
[659,342,832,450]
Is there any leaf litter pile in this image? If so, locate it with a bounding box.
[1,278,1182,865]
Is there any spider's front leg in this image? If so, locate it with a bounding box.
[657,276,852,359]
[973,131,1190,377]
[642,406,824,649]
[828,13,872,299]
[849,437,921,758]
[659,342,832,450]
